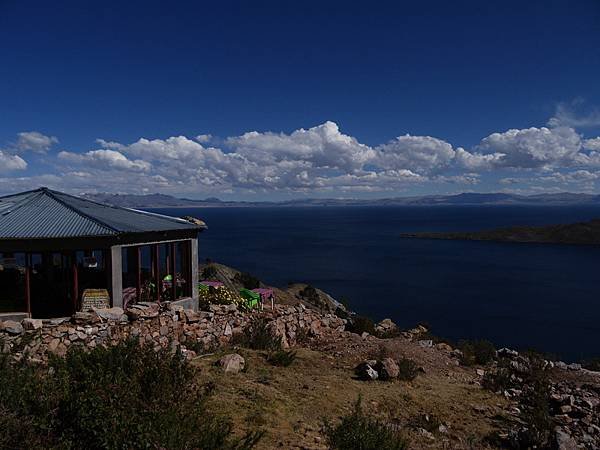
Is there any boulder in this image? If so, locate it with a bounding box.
[72,311,99,325]
[418,339,433,348]
[93,307,127,322]
[375,318,398,335]
[554,427,578,450]
[355,362,379,381]
[218,353,245,373]
[22,318,43,330]
[376,358,400,380]
[0,320,24,335]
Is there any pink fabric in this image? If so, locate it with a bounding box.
[252,288,274,299]
[200,280,224,287]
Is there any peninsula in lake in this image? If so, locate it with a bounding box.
[401,218,600,246]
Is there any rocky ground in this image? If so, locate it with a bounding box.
[1,263,599,449]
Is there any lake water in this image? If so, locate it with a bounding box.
[150,205,600,362]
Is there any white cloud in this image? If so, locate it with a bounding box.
[0,150,27,172]
[548,100,600,129]
[58,149,152,172]
[6,114,600,196]
[583,137,600,151]
[16,131,58,153]
[475,126,582,169]
[374,134,455,174]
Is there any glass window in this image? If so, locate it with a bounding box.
[0,252,27,313]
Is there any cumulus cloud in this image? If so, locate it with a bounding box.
[5,114,600,196]
[58,149,152,172]
[475,126,582,169]
[374,134,455,174]
[16,131,58,153]
[583,137,600,151]
[0,150,27,172]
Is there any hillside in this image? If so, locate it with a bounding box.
[401,218,600,246]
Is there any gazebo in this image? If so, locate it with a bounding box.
[0,187,206,319]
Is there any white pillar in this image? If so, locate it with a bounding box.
[190,238,199,310]
[110,245,123,308]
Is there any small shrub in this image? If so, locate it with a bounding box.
[325,397,408,450]
[510,378,553,449]
[234,272,260,290]
[397,357,420,381]
[198,285,247,310]
[201,265,218,280]
[0,340,262,449]
[266,349,297,367]
[236,316,282,351]
[346,315,376,335]
[458,339,496,366]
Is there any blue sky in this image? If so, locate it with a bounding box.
[1,0,600,199]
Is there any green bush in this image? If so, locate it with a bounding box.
[235,316,282,351]
[397,357,420,381]
[458,339,496,366]
[346,315,376,335]
[0,340,262,450]
[325,398,408,450]
[266,349,297,367]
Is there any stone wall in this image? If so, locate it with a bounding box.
[0,302,346,363]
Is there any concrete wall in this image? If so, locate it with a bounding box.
[110,245,123,308]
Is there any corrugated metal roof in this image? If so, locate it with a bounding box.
[0,188,205,240]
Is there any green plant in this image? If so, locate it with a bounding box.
[0,340,262,449]
[346,315,376,335]
[325,397,408,450]
[266,349,297,367]
[397,357,420,381]
[458,339,496,366]
[235,316,282,351]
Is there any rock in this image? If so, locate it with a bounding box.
[418,339,433,348]
[22,318,43,330]
[417,428,435,440]
[476,368,485,377]
[218,353,245,373]
[435,342,453,352]
[360,331,369,340]
[555,427,578,450]
[0,320,24,335]
[567,363,582,371]
[223,323,232,336]
[376,358,400,380]
[72,311,99,325]
[375,318,398,335]
[497,347,519,358]
[355,362,379,381]
[93,307,126,321]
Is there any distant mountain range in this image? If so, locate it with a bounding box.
[83,192,600,208]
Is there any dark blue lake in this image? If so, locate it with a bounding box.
[150,205,600,362]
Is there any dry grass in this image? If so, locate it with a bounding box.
[192,336,510,450]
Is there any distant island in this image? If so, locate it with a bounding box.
[401,218,600,246]
[83,191,600,208]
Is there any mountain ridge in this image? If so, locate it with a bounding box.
[82,192,600,208]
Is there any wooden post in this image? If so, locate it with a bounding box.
[25,253,31,317]
[136,247,141,302]
[72,253,79,313]
[170,242,177,301]
[153,244,160,302]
